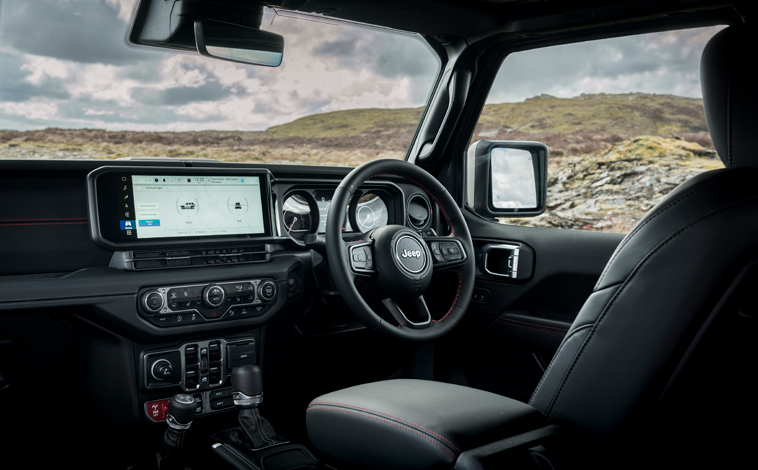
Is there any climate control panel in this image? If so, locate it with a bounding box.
[139,279,277,327]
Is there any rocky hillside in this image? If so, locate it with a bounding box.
[0,93,723,233]
[505,136,722,232]
[0,93,711,165]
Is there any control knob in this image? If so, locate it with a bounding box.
[151,359,173,380]
[258,280,277,302]
[143,290,164,313]
[203,285,225,308]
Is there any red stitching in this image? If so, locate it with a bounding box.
[0,218,87,222]
[0,222,88,226]
[306,406,457,458]
[366,172,454,237]
[496,319,568,334]
[434,270,462,323]
[310,401,460,452]
[497,317,568,332]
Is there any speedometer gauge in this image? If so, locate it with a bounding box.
[354,193,388,232]
[282,193,315,240]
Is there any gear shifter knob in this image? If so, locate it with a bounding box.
[232,365,263,407]
[167,394,196,429]
[157,394,196,469]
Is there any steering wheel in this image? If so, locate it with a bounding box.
[326,159,475,342]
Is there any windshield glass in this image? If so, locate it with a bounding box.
[0,1,441,166]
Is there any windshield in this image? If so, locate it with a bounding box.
[0,1,441,166]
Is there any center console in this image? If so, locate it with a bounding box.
[82,165,323,468]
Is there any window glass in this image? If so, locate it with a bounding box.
[0,0,440,166]
[473,26,725,233]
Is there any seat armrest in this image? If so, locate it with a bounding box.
[306,379,549,470]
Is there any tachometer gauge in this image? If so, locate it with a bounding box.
[282,193,315,240]
[354,193,388,232]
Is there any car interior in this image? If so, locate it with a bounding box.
[1,1,756,469]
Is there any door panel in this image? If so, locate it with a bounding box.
[450,210,623,401]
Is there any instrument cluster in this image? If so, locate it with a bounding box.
[279,182,431,241]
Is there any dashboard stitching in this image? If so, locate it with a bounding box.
[0,222,88,226]
[0,294,135,306]
[434,270,461,323]
[368,173,454,237]
[307,406,458,458]
[0,218,88,222]
[310,400,460,452]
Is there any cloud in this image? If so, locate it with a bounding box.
[486,26,725,104]
[0,0,153,65]
[0,49,70,102]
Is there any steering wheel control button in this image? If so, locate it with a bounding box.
[440,242,463,261]
[430,242,445,262]
[258,280,277,301]
[349,244,375,272]
[395,235,427,274]
[143,291,164,313]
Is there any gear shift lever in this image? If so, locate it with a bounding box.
[157,394,196,470]
[231,365,285,449]
[232,364,264,406]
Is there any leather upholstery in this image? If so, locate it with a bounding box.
[306,379,547,470]
[701,25,758,169]
[530,24,758,439]
[306,24,758,469]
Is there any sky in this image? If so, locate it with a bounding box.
[487,25,724,104]
[0,1,724,132]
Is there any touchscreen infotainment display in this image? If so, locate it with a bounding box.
[123,175,266,239]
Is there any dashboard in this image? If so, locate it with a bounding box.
[0,158,451,455]
[87,165,438,251]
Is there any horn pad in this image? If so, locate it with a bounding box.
[371,225,432,300]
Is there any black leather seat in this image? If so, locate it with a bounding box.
[306,25,758,468]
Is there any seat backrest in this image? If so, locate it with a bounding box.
[529,24,758,461]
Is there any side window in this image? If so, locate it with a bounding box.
[473,27,725,233]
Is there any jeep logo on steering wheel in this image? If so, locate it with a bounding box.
[401,249,422,259]
[395,235,426,274]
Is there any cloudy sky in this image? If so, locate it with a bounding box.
[0,1,724,132]
[488,25,724,104]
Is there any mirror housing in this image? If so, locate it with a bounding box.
[466,140,548,219]
[128,0,283,66]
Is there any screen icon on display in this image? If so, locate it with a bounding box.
[120,220,134,230]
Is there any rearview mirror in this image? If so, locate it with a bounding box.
[128,0,284,67]
[466,141,548,219]
[194,20,283,66]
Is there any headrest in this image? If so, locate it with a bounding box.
[701,25,758,169]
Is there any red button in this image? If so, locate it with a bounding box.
[146,399,170,421]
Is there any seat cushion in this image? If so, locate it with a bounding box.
[306,379,548,470]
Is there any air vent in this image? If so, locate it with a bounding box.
[407,194,431,229]
[130,245,270,270]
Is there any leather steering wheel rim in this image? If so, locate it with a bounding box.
[326,159,476,342]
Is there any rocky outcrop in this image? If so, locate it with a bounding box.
[503,136,722,232]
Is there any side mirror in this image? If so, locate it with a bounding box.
[128,0,284,67]
[466,141,548,219]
